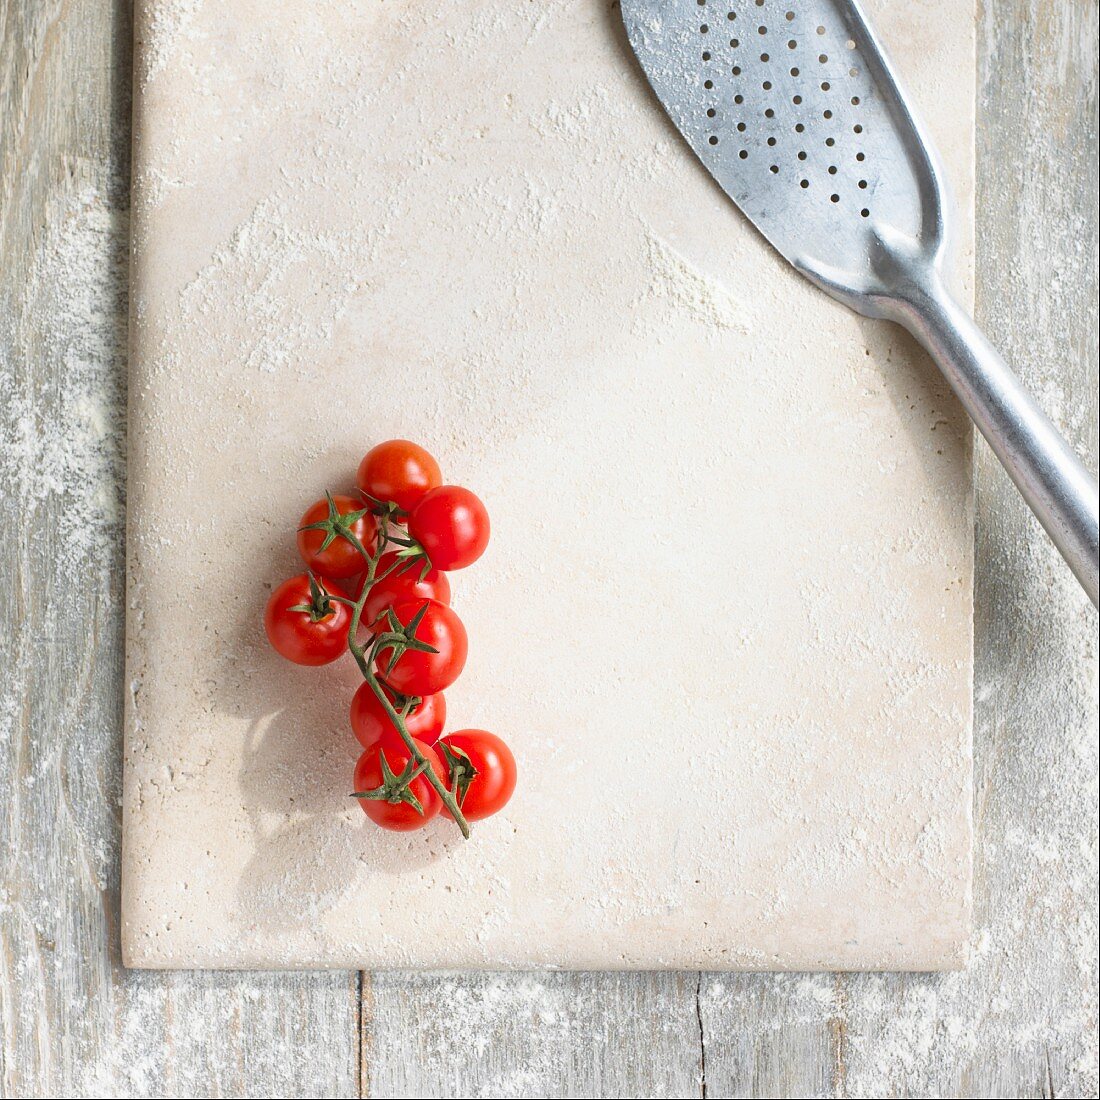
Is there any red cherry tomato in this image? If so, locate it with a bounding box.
[357,439,442,514]
[352,740,447,831]
[296,494,376,580]
[374,598,467,696]
[438,730,517,821]
[360,551,451,629]
[264,574,350,666]
[407,485,490,570]
[349,681,446,751]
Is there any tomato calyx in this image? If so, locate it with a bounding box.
[373,602,440,676]
[352,752,430,814]
[359,491,408,524]
[374,677,421,713]
[384,532,432,570]
[286,571,341,623]
[372,678,428,728]
[439,741,480,807]
[298,491,373,560]
[381,546,434,583]
[357,499,434,572]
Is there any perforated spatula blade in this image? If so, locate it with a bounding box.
[621,0,1099,605]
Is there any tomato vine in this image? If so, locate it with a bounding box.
[340,511,473,838]
[263,440,515,839]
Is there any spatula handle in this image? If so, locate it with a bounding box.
[894,276,1098,607]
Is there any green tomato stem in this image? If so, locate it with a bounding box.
[345,509,471,839]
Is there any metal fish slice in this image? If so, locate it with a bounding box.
[621,0,1099,605]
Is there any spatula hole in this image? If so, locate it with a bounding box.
[736,122,747,131]
[731,38,740,47]
[819,54,828,63]
[816,25,826,35]
[856,151,865,161]
[734,94,744,103]
[707,108,717,117]
[795,123,805,132]
[785,11,795,21]
[821,81,831,90]
[792,94,802,104]
[704,79,714,88]
[790,67,800,76]
[727,11,737,20]
[765,108,775,118]
[709,135,719,145]
[732,65,742,74]
[823,109,833,119]
[828,165,837,174]
[853,123,863,133]
[758,25,767,34]
[860,208,870,217]
[702,51,711,60]
[797,150,807,159]
[760,52,769,61]
[739,150,748,159]
[788,39,797,49]
[830,194,840,203]
[767,135,777,144]
[762,80,772,89]
[800,179,809,188]
[825,137,836,146]
[701,23,710,33]
[770,164,779,173]
[851,96,861,105]
[858,179,867,188]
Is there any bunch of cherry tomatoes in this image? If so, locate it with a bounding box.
[263,439,516,837]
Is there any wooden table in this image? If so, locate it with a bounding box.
[1,2,1096,1095]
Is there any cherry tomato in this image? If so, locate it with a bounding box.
[296,494,376,580]
[438,730,517,821]
[360,551,451,628]
[352,739,447,831]
[264,574,350,666]
[349,681,446,751]
[374,598,467,696]
[357,439,441,514]
[407,485,490,570]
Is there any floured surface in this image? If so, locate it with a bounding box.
[123,0,975,970]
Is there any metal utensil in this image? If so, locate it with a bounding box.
[621,0,1099,605]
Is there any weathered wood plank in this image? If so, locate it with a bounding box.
[363,971,703,1098]
[697,974,840,1097]
[0,3,359,1096]
[1,0,1096,1096]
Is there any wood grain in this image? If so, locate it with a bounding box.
[1,0,1096,1096]
[0,3,358,1096]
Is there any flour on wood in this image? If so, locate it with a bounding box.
[123,0,976,972]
